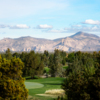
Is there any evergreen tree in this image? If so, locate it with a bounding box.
[24,51,44,78]
[62,52,100,100]
[20,52,28,76]
[20,52,28,62]
[44,50,49,57]
[62,58,66,65]
[50,49,63,77]
[41,54,49,67]
[5,48,12,60]
[12,52,20,58]
[66,52,75,63]
[0,56,28,100]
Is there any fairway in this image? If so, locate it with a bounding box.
[25,82,44,89]
[25,77,65,100]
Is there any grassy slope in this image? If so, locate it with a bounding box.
[25,77,65,100]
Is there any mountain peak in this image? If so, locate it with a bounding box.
[75,31,85,35]
[70,31,99,39]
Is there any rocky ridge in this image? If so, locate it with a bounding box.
[0,31,100,52]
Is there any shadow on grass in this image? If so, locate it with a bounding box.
[25,76,42,80]
[25,77,41,80]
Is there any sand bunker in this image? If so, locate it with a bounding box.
[36,94,58,98]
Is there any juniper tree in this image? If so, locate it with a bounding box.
[5,48,12,60]
[62,52,100,100]
[24,51,44,78]
[50,49,63,77]
[0,55,28,100]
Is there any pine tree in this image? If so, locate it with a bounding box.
[50,49,63,77]
[5,48,12,60]
[24,51,44,78]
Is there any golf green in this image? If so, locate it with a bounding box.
[25,82,44,89]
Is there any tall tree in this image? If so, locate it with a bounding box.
[5,48,12,60]
[12,52,20,58]
[50,49,63,77]
[41,54,49,67]
[0,56,28,100]
[44,50,49,57]
[24,51,44,78]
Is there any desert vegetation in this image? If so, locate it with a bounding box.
[0,48,100,100]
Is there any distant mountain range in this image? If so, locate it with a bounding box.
[0,31,100,52]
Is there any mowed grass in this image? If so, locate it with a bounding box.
[25,77,65,100]
[25,82,44,89]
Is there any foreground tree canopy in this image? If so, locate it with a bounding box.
[62,51,100,100]
[0,55,28,100]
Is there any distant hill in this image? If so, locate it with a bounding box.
[0,31,100,52]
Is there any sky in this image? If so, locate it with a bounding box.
[0,0,100,40]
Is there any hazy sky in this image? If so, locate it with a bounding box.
[0,0,100,40]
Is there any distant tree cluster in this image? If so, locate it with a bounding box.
[1,48,67,78]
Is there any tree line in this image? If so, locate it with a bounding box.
[1,48,67,79]
[0,48,100,100]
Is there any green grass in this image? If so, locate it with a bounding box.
[25,82,44,89]
[25,77,65,100]
[63,66,68,69]
[44,67,50,73]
